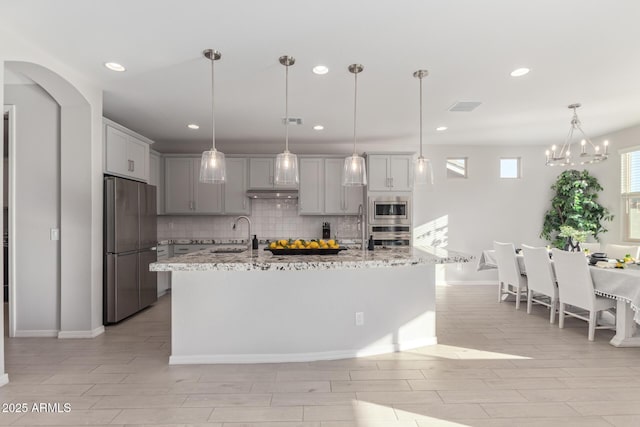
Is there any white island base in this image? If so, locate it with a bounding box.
[169,264,436,364]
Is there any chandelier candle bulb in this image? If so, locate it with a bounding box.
[604,140,609,154]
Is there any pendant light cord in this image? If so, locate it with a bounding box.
[353,71,358,155]
[419,75,423,158]
[210,56,216,151]
[285,63,289,152]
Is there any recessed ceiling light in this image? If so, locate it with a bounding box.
[436,126,448,131]
[510,67,530,77]
[104,62,126,72]
[312,65,329,75]
[313,125,324,131]
[187,123,200,130]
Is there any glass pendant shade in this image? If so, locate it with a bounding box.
[414,156,434,186]
[343,154,367,186]
[199,148,226,183]
[274,149,299,185]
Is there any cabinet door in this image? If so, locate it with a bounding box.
[248,158,274,189]
[105,125,130,177]
[193,159,223,213]
[368,155,391,191]
[149,152,164,214]
[299,158,324,215]
[390,155,413,191]
[224,158,250,214]
[324,158,344,214]
[343,184,364,214]
[126,135,148,181]
[164,157,193,214]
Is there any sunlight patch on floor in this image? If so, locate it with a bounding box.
[414,344,531,360]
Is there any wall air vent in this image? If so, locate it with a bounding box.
[282,117,303,125]
[448,101,482,112]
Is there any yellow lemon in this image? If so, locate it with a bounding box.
[330,244,339,249]
[319,239,326,245]
[320,244,329,249]
[278,239,288,246]
[293,239,302,246]
[328,239,336,246]
[269,242,277,249]
[309,242,319,249]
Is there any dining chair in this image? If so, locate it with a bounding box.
[581,242,601,254]
[603,244,640,259]
[551,248,616,340]
[522,244,558,323]
[493,241,527,309]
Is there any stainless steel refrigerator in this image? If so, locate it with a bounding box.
[104,176,158,324]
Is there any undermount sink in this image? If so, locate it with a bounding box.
[209,248,247,254]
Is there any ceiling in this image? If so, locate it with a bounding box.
[2,0,640,154]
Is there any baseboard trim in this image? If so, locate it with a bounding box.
[439,280,495,286]
[169,337,438,365]
[14,330,58,338]
[58,326,105,339]
[0,374,9,387]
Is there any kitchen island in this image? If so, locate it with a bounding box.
[150,246,472,364]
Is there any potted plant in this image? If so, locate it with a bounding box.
[558,225,589,252]
[541,169,613,248]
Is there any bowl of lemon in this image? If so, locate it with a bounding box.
[265,239,345,255]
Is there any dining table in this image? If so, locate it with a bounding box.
[478,249,640,348]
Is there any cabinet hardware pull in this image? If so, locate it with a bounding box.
[131,160,135,172]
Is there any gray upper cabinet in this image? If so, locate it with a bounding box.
[298,157,363,216]
[164,157,222,214]
[324,158,363,215]
[149,151,164,214]
[104,119,151,182]
[248,157,298,190]
[367,154,413,192]
[224,158,250,214]
[299,158,324,215]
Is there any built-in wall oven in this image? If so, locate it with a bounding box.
[368,196,411,247]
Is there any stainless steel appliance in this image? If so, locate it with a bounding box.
[368,196,412,247]
[104,176,157,324]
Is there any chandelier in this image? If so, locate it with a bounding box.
[545,103,609,166]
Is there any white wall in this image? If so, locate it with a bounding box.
[4,84,60,334]
[413,144,613,283]
[1,22,104,349]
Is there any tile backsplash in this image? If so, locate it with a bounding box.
[157,199,361,241]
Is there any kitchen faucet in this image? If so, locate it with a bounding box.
[232,216,252,250]
[357,204,366,249]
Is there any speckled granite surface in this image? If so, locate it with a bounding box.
[150,246,473,272]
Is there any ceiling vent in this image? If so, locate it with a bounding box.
[448,101,482,112]
[282,117,303,125]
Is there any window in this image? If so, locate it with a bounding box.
[621,148,640,241]
[500,157,521,179]
[446,158,467,178]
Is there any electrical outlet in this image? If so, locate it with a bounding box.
[456,263,463,272]
[355,312,364,326]
[50,228,60,241]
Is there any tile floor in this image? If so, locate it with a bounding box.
[1,284,640,426]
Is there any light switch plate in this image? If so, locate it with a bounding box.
[50,228,60,241]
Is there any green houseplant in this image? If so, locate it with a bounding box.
[541,169,613,248]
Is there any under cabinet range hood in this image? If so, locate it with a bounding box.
[246,189,298,199]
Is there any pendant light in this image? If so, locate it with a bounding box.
[545,103,609,166]
[274,55,299,185]
[199,49,226,183]
[343,64,367,186]
[413,70,434,186]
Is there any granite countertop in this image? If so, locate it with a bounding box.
[150,245,473,272]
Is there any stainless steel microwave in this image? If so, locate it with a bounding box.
[369,196,411,224]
